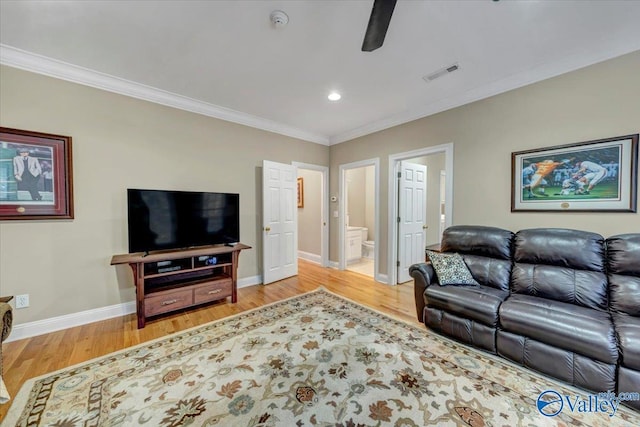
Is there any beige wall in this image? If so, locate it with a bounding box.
[346,167,365,227]
[297,168,322,255]
[329,51,640,275]
[345,165,375,240]
[364,165,375,241]
[2,51,639,325]
[0,66,329,324]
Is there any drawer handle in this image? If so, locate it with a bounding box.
[161,299,178,306]
[208,289,222,295]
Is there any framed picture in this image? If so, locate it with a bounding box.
[511,134,638,212]
[297,177,304,208]
[0,127,74,220]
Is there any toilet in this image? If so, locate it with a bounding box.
[361,228,375,259]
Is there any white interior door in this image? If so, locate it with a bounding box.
[397,161,427,283]
[262,160,298,284]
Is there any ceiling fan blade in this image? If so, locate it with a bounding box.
[361,0,397,52]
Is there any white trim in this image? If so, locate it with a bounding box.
[0,44,330,145]
[388,143,454,285]
[6,42,640,148]
[298,250,322,264]
[329,42,640,145]
[6,275,263,342]
[6,301,136,343]
[328,260,340,269]
[377,274,389,284]
[338,158,383,283]
[292,162,330,268]
[439,170,447,243]
[238,275,262,288]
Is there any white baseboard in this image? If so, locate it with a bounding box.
[298,251,321,264]
[325,260,388,284]
[7,275,264,342]
[376,273,389,284]
[7,301,136,343]
[238,275,262,288]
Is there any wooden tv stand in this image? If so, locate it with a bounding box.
[111,243,250,328]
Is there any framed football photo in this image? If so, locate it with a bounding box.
[511,134,638,212]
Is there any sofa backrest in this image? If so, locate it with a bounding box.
[607,233,640,316]
[512,228,607,310]
[440,225,514,292]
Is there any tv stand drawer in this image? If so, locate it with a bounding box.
[194,279,232,304]
[145,288,193,317]
[112,243,250,328]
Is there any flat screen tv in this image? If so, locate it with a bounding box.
[127,188,240,253]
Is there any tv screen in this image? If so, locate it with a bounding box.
[127,189,240,253]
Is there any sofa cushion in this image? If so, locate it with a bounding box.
[511,264,608,311]
[463,255,512,292]
[618,367,640,411]
[613,313,640,370]
[512,228,608,310]
[609,274,640,316]
[425,284,508,326]
[439,225,514,292]
[607,233,640,276]
[426,251,479,286]
[607,233,640,316]
[514,228,605,271]
[499,294,617,363]
[441,225,514,260]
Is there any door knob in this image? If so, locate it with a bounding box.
[423,225,428,229]
[265,226,271,232]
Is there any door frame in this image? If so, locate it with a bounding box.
[338,158,380,281]
[388,143,454,285]
[292,162,329,267]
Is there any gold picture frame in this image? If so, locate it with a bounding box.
[297,177,304,208]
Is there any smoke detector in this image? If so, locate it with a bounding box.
[270,10,289,27]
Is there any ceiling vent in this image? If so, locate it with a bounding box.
[423,63,460,82]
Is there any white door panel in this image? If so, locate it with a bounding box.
[398,161,427,283]
[263,160,298,284]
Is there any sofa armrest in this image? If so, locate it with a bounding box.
[1,302,12,343]
[1,301,13,372]
[0,301,13,403]
[410,263,437,323]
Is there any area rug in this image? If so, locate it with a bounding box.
[4,289,639,426]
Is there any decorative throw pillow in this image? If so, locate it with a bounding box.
[426,250,479,286]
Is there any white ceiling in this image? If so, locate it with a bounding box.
[1,1,639,145]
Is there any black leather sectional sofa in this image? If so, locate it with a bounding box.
[410,225,640,411]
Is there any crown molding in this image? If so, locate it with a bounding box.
[330,43,640,145]
[3,42,639,148]
[0,44,330,146]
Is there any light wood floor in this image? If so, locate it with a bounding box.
[0,260,418,418]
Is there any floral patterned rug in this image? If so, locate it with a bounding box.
[4,288,639,426]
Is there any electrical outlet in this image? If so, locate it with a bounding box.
[15,294,29,309]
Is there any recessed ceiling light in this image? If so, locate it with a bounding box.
[328,92,341,101]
